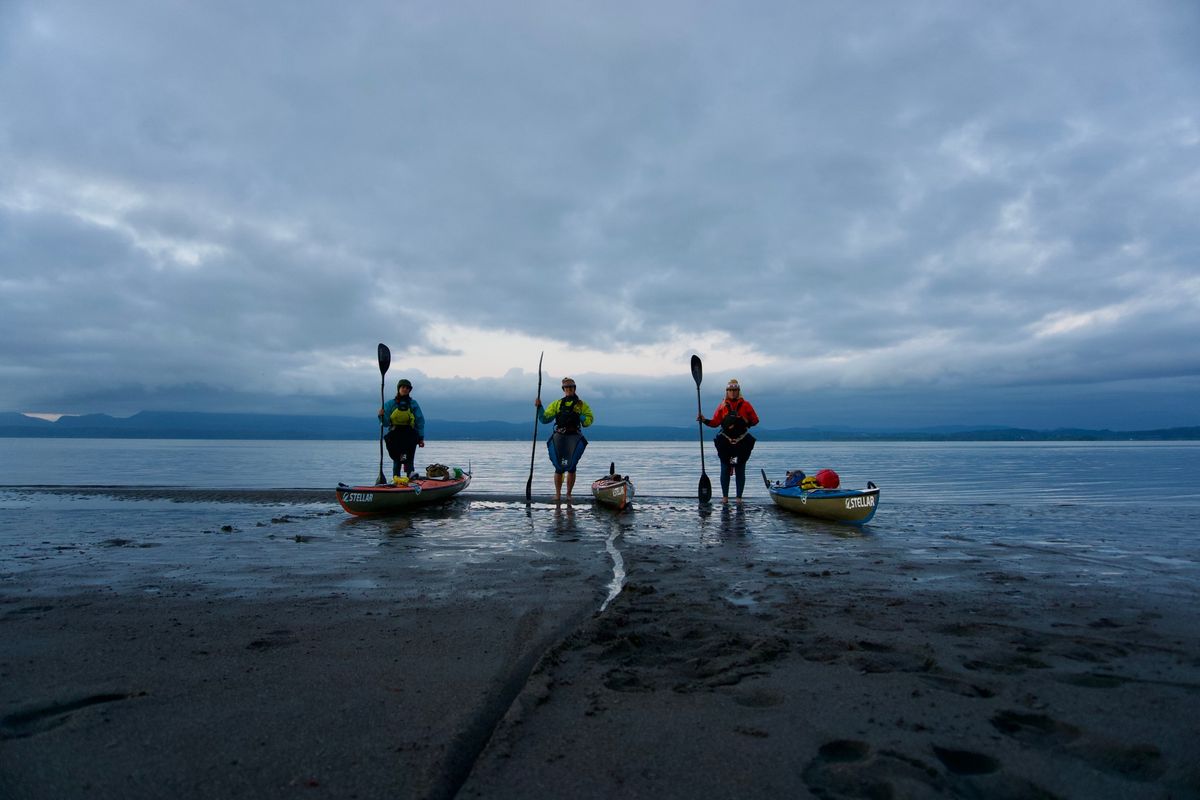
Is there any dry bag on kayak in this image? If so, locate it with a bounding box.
[783,470,806,488]
[815,468,840,489]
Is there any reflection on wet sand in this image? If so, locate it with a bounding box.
[550,503,577,536]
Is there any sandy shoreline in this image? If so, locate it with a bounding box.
[463,540,1200,798]
[2,500,1199,799]
[1,567,608,800]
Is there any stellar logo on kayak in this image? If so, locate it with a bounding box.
[845,495,876,509]
[343,493,374,503]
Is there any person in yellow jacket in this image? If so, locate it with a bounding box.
[378,378,425,481]
[535,377,594,502]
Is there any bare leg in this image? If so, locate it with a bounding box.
[566,472,576,501]
[553,472,564,502]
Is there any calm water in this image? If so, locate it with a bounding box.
[2,438,1198,603]
[2,438,1198,503]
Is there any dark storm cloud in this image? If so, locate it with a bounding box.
[1,1,1197,428]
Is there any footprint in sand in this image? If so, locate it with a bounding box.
[1,693,133,739]
[804,738,1056,799]
[990,710,1082,746]
[851,644,936,675]
[936,621,992,637]
[602,668,650,693]
[5,604,55,618]
[932,745,1000,775]
[991,709,1165,782]
[802,739,945,797]
[731,687,785,708]
[246,629,300,651]
[1052,672,1128,689]
[1071,740,1165,782]
[962,652,1051,674]
[918,671,997,698]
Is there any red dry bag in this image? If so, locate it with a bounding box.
[815,468,840,489]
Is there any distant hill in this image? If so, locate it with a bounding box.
[0,411,375,440]
[0,412,53,429]
[0,411,1197,441]
[768,425,1200,442]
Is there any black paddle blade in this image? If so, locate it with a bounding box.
[699,473,712,503]
[377,343,391,486]
[690,354,703,386]
[525,477,532,504]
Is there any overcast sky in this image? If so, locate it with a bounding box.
[2,1,1198,430]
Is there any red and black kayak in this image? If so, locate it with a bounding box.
[336,473,471,516]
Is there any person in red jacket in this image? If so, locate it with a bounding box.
[697,378,760,503]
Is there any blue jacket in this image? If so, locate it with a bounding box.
[379,396,425,438]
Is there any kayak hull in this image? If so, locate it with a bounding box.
[336,474,471,516]
[592,463,635,511]
[591,477,634,510]
[761,470,880,525]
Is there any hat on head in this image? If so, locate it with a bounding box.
[726,378,741,389]
[396,378,413,390]
[561,377,576,385]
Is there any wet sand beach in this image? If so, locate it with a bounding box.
[1,589,600,799]
[463,531,1200,799]
[2,490,1199,798]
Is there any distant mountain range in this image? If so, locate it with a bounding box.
[2,411,1197,441]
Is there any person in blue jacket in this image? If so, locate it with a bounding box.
[378,378,425,481]
[535,377,594,502]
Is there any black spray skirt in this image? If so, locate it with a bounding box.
[714,431,755,462]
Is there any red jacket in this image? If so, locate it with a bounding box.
[705,397,760,430]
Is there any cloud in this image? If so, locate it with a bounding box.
[1,0,1198,429]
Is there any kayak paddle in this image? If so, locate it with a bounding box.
[525,351,543,504]
[691,354,712,503]
[376,343,391,485]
